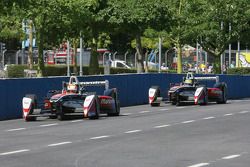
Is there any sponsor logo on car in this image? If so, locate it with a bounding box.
[101,99,113,105]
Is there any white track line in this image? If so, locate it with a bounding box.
[202,117,215,120]
[6,128,26,132]
[239,111,250,114]
[90,136,110,140]
[154,124,171,128]
[159,108,169,111]
[48,141,72,147]
[139,111,151,114]
[71,120,83,123]
[0,149,30,156]
[122,113,132,116]
[221,154,241,160]
[224,113,234,116]
[124,130,142,134]
[187,163,210,167]
[40,123,58,127]
[182,120,195,124]
[176,107,186,109]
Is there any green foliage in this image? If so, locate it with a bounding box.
[2,0,250,76]
[227,67,250,75]
[6,65,139,78]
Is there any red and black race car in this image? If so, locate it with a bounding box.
[149,73,227,106]
[22,76,120,121]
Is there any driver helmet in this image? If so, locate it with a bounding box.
[184,79,193,85]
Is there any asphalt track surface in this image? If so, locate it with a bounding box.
[0,99,250,167]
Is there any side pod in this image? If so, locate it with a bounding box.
[83,95,99,119]
[22,97,35,121]
[194,87,207,105]
[148,86,162,107]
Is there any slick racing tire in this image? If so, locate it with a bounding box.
[176,95,181,106]
[151,102,160,107]
[171,101,177,105]
[221,87,227,104]
[215,83,227,104]
[57,112,66,121]
[57,105,66,121]
[108,100,120,116]
[199,88,208,106]
[24,116,37,122]
[49,115,57,119]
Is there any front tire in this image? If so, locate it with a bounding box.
[151,102,160,107]
[89,99,100,119]
[176,95,181,106]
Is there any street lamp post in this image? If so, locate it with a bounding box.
[158,37,162,73]
[196,41,199,74]
[79,34,83,76]
[67,40,70,77]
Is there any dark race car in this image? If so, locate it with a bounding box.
[22,76,120,121]
[149,73,227,106]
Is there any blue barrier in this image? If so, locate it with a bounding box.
[0,73,250,120]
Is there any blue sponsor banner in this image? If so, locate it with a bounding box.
[0,73,250,120]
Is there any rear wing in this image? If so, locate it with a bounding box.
[185,72,219,84]
[79,81,109,90]
[194,76,219,84]
[65,76,109,91]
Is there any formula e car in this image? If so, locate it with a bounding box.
[22,76,120,121]
[149,73,227,106]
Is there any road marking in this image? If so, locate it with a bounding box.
[222,154,241,160]
[154,124,171,128]
[224,113,233,116]
[90,136,110,140]
[71,120,83,123]
[177,107,186,109]
[159,108,169,111]
[122,113,132,116]
[124,130,142,134]
[48,141,72,147]
[182,120,195,124]
[202,117,215,120]
[187,163,210,167]
[139,110,151,114]
[0,149,30,156]
[239,110,250,114]
[6,128,26,132]
[40,123,58,127]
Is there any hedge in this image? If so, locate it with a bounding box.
[227,67,250,75]
[5,65,177,78]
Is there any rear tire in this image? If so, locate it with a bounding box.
[215,83,227,104]
[57,105,66,121]
[25,116,37,122]
[200,89,208,105]
[151,103,160,107]
[57,112,66,121]
[49,115,57,119]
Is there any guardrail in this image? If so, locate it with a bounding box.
[0,73,250,120]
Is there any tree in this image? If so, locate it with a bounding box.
[0,1,24,51]
[192,0,250,73]
[100,0,170,73]
[166,0,204,73]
